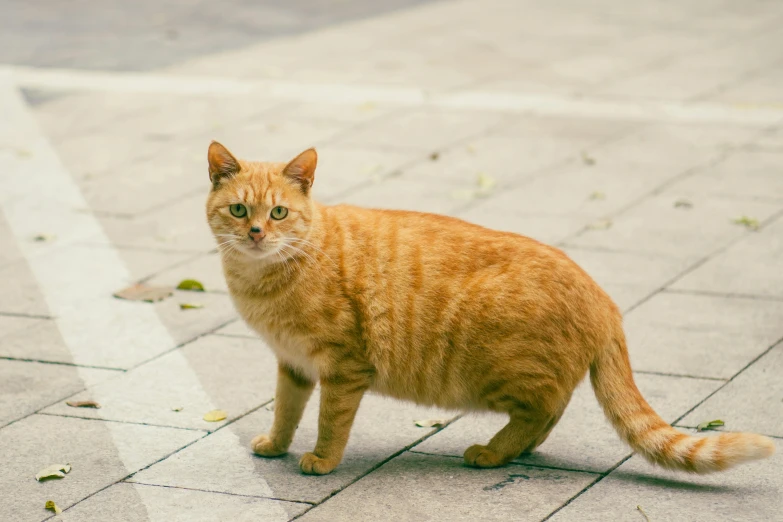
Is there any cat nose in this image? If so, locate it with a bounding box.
[248,226,265,242]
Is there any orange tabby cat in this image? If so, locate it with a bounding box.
[206,141,775,476]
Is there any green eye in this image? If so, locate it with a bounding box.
[229,204,247,218]
[271,206,288,220]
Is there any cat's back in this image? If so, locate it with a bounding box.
[324,203,613,314]
[325,203,559,264]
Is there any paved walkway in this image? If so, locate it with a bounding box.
[2,0,782,520]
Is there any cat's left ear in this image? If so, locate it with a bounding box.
[208,141,240,185]
[283,148,317,194]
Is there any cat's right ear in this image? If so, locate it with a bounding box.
[208,141,240,185]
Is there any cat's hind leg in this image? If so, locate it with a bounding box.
[463,407,554,468]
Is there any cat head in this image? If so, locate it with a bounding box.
[205,141,317,262]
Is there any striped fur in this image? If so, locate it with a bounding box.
[206,142,775,475]
[591,335,775,473]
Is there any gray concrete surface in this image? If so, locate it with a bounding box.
[1,0,782,520]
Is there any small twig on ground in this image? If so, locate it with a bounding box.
[637,505,651,522]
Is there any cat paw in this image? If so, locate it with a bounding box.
[251,434,287,457]
[299,452,338,475]
[463,444,508,468]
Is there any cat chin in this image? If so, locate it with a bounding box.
[233,243,286,263]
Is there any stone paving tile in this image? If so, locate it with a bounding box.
[549,448,783,522]
[77,142,209,217]
[400,114,637,188]
[204,118,353,167]
[591,29,783,102]
[0,214,25,269]
[455,208,589,246]
[88,245,193,286]
[667,149,783,202]
[567,190,781,260]
[0,359,119,428]
[456,164,661,224]
[749,124,783,152]
[0,415,202,522]
[310,144,418,203]
[561,247,693,312]
[93,193,216,254]
[624,292,783,380]
[337,175,476,216]
[672,215,783,299]
[0,246,189,318]
[129,394,454,503]
[331,108,509,152]
[31,92,164,143]
[60,482,309,522]
[704,67,783,106]
[583,122,760,169]
[214,319,257,339]
[414,373,720,474]
[0,320,71,364]
[0,314,46,337]
[260,100,400,126]
[0,260,51,317]
[145,252,227,294]
[0,291,236,368]
[678,343,783,437]
[297,452,597,522]
[42,335,275,431]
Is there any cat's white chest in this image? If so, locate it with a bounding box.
[258,329,320,382]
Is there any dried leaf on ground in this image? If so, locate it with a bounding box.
[171,406,184,412]
[674,199,693,209]
[477,172,496,193]
[732,216,760,231]
[66,400,101,409]
[16,148,33,158]
[32,234,56,242]
[113,284,173,303]
[36,464,71,482]
[587,219,613,230]
[581,151,596,165]
[451,173,498,200]
[636,505,650,522]
[414,419,447,428]
[45,500,62,515]
[176,279,205,292]
[589,191,605,200]
[203,410,228,422]
[179,303,204,310]
[696,419,725,432]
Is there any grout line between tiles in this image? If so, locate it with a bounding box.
[289,416,463,520]
[407,449,604,476]
[633,369,728,382]
[0,356,126,371]
[36,412,210,432]
[124,481,316,506]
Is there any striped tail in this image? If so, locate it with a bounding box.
[590,334,775,473]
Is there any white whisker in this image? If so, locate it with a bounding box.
[287,237,337,267]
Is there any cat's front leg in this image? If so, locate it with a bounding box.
[299,370,372,475]
[252,363,314,458]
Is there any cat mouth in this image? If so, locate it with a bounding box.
[235,240,284,260]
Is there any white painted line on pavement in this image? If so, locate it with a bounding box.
[6,64,783,126]
[0,76,284,506]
